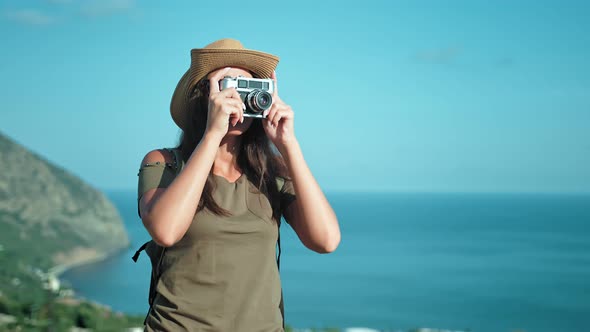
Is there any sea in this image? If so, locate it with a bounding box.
[60,190,590,332]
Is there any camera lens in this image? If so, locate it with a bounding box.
[258,94,270,107]
[246,90,273,113]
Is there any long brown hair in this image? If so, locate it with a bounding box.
[174,77,290,223]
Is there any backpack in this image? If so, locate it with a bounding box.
[131,147,285,327]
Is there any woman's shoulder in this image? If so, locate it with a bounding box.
[139,148,177,169]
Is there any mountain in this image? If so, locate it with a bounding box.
[0,131,141,331]
[0,130,129,282]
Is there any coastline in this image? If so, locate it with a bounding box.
[47,245,130,284]
[48,252,108,279]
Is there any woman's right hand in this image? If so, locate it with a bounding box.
[204,67,245,140]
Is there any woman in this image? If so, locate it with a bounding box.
[136,38,340,331]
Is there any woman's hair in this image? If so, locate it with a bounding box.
[174,75,290,223]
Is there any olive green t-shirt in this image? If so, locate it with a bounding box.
[136,148,296,332]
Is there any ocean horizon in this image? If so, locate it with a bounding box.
[60,190,590,332]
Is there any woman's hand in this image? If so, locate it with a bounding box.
[263,71,296,151]
[204,67,245,141]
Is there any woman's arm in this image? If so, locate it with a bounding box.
[279,140,341,253]
[140,67,244,247]
[139,133,221,247]
[263,71,340,254]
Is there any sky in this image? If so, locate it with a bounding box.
[0,0,589,193]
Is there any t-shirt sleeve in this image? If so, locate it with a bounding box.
[280,177,297,216]
[136,162,176,218]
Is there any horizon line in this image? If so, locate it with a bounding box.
[99,187,590,196]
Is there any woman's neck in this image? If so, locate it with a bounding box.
[213,135,242,174]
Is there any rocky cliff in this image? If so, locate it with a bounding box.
[0,131,129,272]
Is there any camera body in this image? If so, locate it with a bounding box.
[220,76,274,118]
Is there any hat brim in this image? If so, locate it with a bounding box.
[170,48,279,131]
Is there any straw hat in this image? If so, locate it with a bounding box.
[170,38,280,131]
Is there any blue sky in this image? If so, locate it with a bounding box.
[0,0,588,193]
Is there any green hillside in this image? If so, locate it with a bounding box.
[0,131,143,331]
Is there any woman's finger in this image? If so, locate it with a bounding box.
[216,87,232,98]
[209,67,232,95]
[269,103,287,126]
[268,106,279,127]
[273,109,289,128]
[271,111,282,128]
[215,88,244,126]
[231,114,239,127]
[229,88,245,123]
[272,109,284,127]
[265,104,278,127]
[219,87,246,110]
[263,116,273,132]
[271,70,278,98]
[226,104,242,127]
[238,101,244,124]
[218,86,238,98]
[228,87,242,100]
[232,89,245,123]
[213,97,241,114]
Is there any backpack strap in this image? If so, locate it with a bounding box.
[275,176,287,271]
[277,230,281,270]
[131,241,149,262]
[277,224,285,329]
[275,176,286,329]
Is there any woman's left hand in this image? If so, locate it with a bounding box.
[263,71,296,151]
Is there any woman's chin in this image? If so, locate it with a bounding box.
[226,118,253,136]
[225,128,245,136]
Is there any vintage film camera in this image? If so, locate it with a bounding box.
[220,76,274,118]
